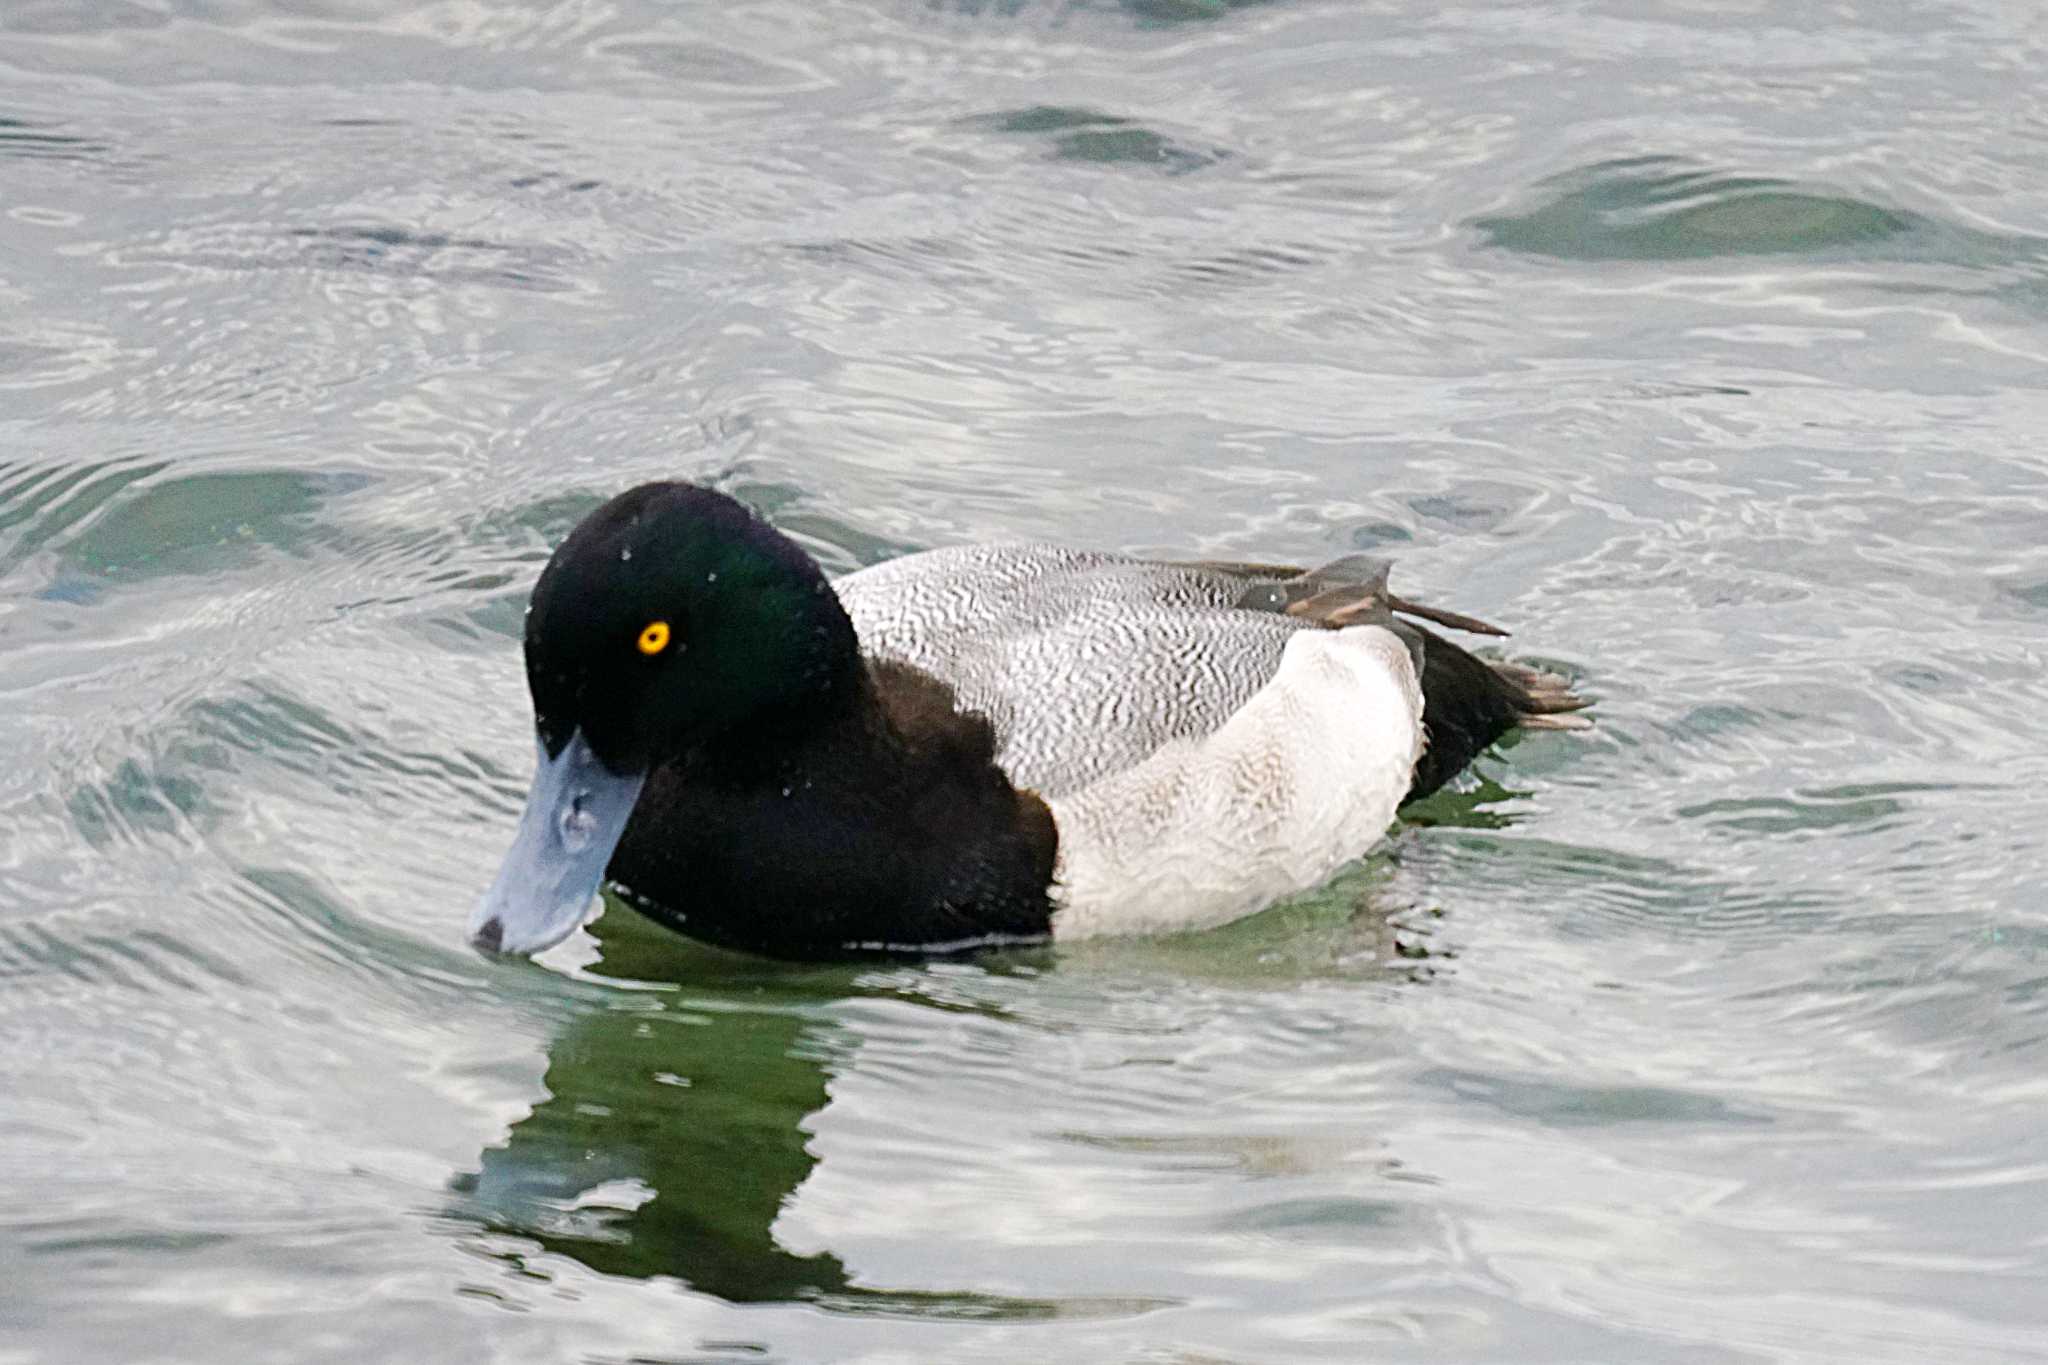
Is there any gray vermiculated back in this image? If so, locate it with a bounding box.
[834,544,1306,796]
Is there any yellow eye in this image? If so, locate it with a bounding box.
[636,620,672,656]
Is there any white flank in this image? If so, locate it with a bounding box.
[1047,624,1424,939]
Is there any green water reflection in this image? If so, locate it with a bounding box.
[453,911,1150,1320]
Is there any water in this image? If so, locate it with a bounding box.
[3,2,2046,1361]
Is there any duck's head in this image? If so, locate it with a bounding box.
[469,482,858,956]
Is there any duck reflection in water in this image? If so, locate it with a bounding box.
[447,900,1070,1314]
[447,827,1494,1310]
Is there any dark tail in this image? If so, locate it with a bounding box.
[1221,553,1592,802]
[1399,623,1590,805]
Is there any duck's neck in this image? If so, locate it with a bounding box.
[688,649,876,785]
[791,580,866,715]
[613,657,1059,959]
[677,576,867,777]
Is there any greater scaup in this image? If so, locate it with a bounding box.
[471,482,1587,959]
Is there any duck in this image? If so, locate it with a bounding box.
[469,481,1589,960]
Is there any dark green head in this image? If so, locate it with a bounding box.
[473,482,861,956]
[525,482,861,775]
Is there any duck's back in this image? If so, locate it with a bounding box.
[836,544,1302,796]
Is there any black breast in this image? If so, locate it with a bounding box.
[605,660,1059,959]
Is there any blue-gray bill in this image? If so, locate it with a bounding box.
[469,731,647,956]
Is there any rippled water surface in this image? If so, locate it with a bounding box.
[4,2,2047,1361]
